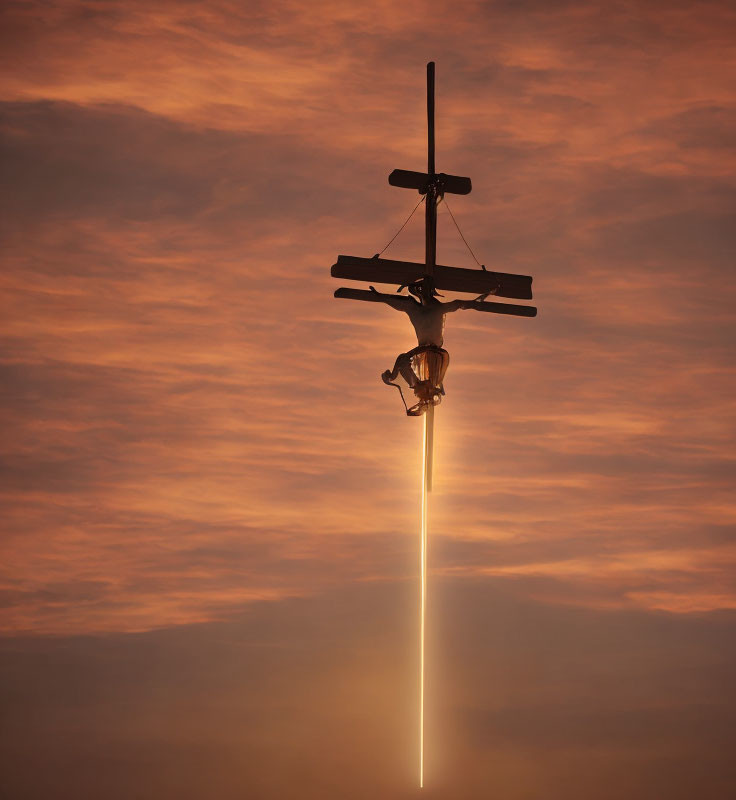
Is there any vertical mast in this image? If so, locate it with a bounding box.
[424,61,437,288]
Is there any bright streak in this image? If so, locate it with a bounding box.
[420,405,434,788]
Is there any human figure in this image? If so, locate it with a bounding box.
[374,281,485,388]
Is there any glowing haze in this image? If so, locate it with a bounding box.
[1,1,734,798]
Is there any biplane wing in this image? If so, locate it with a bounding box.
[331,255,533,300]
[334,288,536,317]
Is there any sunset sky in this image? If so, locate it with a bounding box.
[1,1,735,797]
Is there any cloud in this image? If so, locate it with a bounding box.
[0,581,734,798]
[0,0,734,641]
[1,4,735,797]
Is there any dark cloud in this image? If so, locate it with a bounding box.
[639,105,736,151]
[0,101,217,220]
[1,581,734,799]
[0,100,373,230]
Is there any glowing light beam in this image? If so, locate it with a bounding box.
[420,404,433,788]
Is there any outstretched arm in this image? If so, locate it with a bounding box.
[441,296,537,318]
[368,286,417,312]
[442,291,499,312]
[334,287,417,311]
[441,299,473,313]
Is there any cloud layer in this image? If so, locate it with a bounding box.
[1,1,735,794]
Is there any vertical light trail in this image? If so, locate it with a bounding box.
[420,404,434,788]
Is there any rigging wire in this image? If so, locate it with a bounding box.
[376,195,426,257]
[441,197,486,270]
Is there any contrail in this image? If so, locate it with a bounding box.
[420,404,434,788]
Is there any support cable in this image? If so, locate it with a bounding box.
[376,195,426,258]
[441,197,486,270]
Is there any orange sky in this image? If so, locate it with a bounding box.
[1,1,735,798]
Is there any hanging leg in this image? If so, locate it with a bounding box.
[382,352,416,386]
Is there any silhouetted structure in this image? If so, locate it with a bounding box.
[330,64,538,788]
[331,62,536,417]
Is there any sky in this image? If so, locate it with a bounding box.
[1,0,735,797]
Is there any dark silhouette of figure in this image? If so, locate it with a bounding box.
[371,280,489,414]
[331,62,536,421]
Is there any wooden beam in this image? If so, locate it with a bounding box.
[333,287,405,303]
[465,300,537,318]
[425,61,436,283]
[331,255,533,300]
[334,287,536,317]
[389,170,472,195]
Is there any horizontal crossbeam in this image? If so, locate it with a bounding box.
[334,287,536,317]
[331,255,533,300]
[389,169,472,195]
[468,299,537,317]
